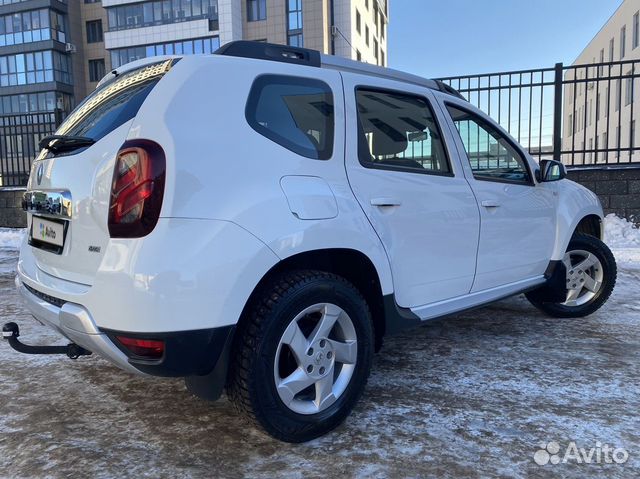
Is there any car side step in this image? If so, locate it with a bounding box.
[2,322,92,359]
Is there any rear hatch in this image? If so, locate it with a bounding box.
[25,59,177,286]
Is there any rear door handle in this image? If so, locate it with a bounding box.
[481,200,501,208]
[370,197,402,207]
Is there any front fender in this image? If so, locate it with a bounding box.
[551,179,603,260]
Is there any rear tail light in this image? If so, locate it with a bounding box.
[116,336,165,360]
[108,139,166,238]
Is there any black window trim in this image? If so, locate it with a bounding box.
[355,85,455,178]
[443,100,535,187]
[245,73,335,161]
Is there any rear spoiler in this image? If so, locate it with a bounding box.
[95,55,181,89]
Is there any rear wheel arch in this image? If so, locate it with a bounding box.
[237,248,386,351]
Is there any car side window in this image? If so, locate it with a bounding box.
[355,88,451,175]
[246,74,334,160]
[446,105,531,184]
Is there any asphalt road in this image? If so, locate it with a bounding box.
[0,248,638,479]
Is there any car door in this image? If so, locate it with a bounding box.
[342,72,480,308]
[437,97,557,292]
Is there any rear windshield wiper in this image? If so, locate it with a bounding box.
[39,135,95,153]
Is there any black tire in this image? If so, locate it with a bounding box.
[227,270,374,443]
[526,233,617,318]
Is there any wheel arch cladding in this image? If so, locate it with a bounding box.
[235,248,387,351]
[573,214,603,240]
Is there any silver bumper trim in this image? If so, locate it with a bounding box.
[15,276,145,376]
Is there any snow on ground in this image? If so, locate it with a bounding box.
[0,218,638,478]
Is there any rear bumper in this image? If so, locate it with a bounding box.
[16,275,142,375]
[16,276,235,379]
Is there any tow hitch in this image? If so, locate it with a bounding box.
[2,322,92,359]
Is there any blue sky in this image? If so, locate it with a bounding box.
[388,0,624,78]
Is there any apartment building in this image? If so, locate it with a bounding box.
[101,0,387,72]
[0,0,387,186]
[563,0,640,165]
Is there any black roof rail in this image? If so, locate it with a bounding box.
[215,41,321,68]
[433,80,466,101]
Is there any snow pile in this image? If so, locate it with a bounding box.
[0,227,25,251]
[603,214,640,270]
[0,228,25,275]
[603,214,640,248]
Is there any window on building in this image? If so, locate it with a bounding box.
[599,48,604,76]
[634,12,640,49]
[447,105,530,183]
[602,132,607,161]
[0,9,67,46]
[620,25,626,59]
[287,0,303,47]
[356,50,361,61]
[88,58,105,82]
[111,36,220,68]
[0,91,72,116]
[616,79,621,111]
[625,71,633,106]
[609,37,615,61]
[588,138,593,163]
[246,75,335,160]
[0,50,72,87]
[568,113,573,136]
[632,120,636,148]
[381,49,385,67]
[365,0,369,10]
[86,19,103,43]
[108,0,219,31]
[365,25,369,46]
[247,0,266,21]
[356,89,451,174]
[589,98,592,126]
[356,10,361,34]
[373,38,378,63]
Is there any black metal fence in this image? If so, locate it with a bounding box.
[0,112,59,187]
[1,61,639,188]
[438,60,640,167]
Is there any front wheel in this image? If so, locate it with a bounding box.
[227,270,374,442]
[526,234,617,318]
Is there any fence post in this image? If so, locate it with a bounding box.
[553,62,563,161]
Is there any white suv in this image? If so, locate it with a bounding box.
[7,42,616,442]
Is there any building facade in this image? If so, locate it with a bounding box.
[0,0,387,185]
[563,0,640,165]
[100,0,387,72]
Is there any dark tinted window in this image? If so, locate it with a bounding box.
[446,105,531,183]
[246,75,334,160]
[356,88,451,174]
[55,59,176,143]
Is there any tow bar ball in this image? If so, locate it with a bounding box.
[2,322,91,360]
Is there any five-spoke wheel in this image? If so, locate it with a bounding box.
[275,303,358,415]
[228,271,373,443]
[527,233,616,318]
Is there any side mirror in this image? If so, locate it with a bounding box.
[537,159,567,182]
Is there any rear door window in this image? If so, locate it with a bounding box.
[246,75,335,160]
[355,88,451,175]
[55,59,177,144]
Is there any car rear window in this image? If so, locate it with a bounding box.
[54,59,177,143]
[245,75,334,160]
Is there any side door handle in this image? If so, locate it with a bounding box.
[370,197,402,207]
[481,200,501,208]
